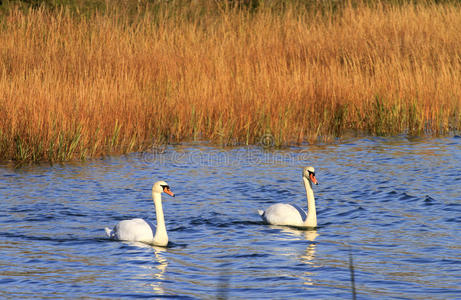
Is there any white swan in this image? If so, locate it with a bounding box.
[105,181,175,247]
[258,166,319,228]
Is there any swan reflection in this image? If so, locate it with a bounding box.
[298,230,318,286]
[122,242,169,295]
[271,225,318,242]
[150,246,168,294]
[271,226,319,286]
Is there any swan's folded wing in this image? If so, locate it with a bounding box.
[263,203,305,226]
[113,218,155,242]
[291,204,308,222]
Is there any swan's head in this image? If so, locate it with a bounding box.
[153,180,175,197]
[303,166,318,185]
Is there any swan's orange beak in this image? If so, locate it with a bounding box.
[309,173,318,185]
[163,187,175,197]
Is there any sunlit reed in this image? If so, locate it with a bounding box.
[1,1,460,163]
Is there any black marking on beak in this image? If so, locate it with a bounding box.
[161,185,175,197]
[308,171,318,185]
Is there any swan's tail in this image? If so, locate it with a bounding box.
[257,209,268,224]
[104,227,113,238]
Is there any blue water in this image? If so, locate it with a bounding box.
[1,136,460,299]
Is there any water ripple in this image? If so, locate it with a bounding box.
[0,136,460,299]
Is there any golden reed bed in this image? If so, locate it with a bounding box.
[0,1,460,163]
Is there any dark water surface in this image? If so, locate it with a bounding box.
[1,136,460,299]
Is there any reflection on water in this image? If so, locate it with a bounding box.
[0,136,460,299]
[151,247,168,294]
[271,226,319,286]
[299,231,318,268]
[118,242,169,295]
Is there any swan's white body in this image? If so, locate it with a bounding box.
[105,181,174,247]
[258,167,318,228]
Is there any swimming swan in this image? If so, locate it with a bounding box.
[258,167,319,228]
[105,181,175,247]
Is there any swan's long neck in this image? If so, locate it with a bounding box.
[302,177,317,227]
[152,192,168,246]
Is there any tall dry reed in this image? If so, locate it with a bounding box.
[0,1,460,163]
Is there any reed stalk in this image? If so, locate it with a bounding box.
[0,0,460,163]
